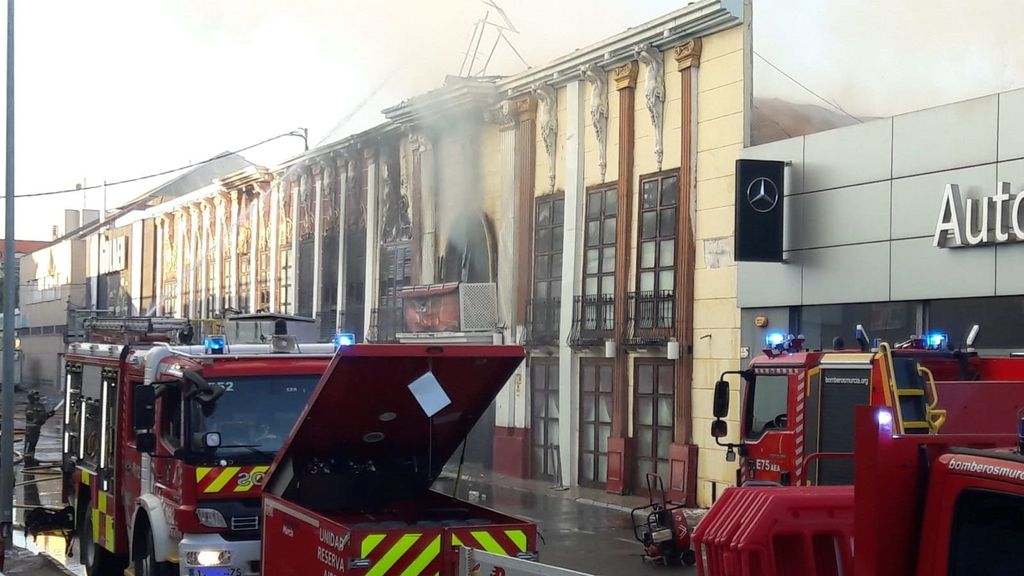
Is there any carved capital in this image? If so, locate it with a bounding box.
[673,38,702,71]
[513,95,536,122]
[613,60,639,90]
[487,100,518,129]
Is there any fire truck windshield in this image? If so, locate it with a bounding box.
[745,374,789,440]
[189,374,319,457]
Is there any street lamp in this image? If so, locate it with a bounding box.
[288,128,309,152]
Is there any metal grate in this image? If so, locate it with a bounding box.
[458,283,498,331]
[231,515,259,532]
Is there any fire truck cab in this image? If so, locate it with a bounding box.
[709,326,1024,487]
[62,316,338,576]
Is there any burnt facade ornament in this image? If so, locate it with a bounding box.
[533,83,558,191]
[636,43,666,170]
[582,64,609,182]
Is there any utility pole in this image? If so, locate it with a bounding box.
[2,0,16,551]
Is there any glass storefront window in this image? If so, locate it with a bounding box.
[929,296,1024,350]
[799,301,920,350]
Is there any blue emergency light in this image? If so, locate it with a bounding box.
[333,332,356,349]
[926,332,948,349]
[204,335,226,355]
[765,331,786,347]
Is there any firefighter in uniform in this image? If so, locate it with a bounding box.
[24,391,55,458]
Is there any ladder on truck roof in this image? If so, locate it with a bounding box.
[879,343,947,434]
[83,316,194,345]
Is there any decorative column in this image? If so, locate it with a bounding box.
[269,180,280,311]
[669,39,701,506]
[230,190,240,310]
[214,196,225,316]
[363,148,379,340]
[335,155,349,331]
[312,163,324,319]
[513,96,537,331]
[607,59,639,495]
[558,78,586,486]
[176,211,185,318]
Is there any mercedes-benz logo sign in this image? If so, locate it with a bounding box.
[746,177,779,213]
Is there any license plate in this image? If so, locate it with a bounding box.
[188,569,242,576]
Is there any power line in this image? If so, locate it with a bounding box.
[754,50,862,124]
[14,129,308,199]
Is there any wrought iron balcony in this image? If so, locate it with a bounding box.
[367,301,405,344]
[625,290,674,346]
[569,294,615,347]
[525,298,561,346]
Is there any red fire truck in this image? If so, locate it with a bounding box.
[62,316,338,576]
[711,327,1024,487]
[260,343,539,576]
[694,402,1024,576]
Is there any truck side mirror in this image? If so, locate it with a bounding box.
[713,380,730,419]
[135,432,156,454]
[711,419,728,439]
[133,385,156,431]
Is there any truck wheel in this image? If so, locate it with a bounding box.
[681,549,697,566]
[135,525,174,576]
[77,498,124,576]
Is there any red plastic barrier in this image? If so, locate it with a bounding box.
[693,486,854,576]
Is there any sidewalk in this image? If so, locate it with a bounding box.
[1,546,76,576]
[439,464,708,525]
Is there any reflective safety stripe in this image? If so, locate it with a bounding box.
[205,466,241,493]
[361,533,387,558]
[506,530,527,552]
[367,534,419,576]
[81,471,91,486]
[470,531,506,555]
[401,536,440,576]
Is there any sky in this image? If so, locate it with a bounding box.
[2,0,684,240]
[753,0,1024,119]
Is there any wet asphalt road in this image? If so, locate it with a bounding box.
[434,476,696,576]
[20,390,695,576]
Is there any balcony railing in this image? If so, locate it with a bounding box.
[569,294,615,347]
[525,298,560,346]
[367,301,404,343]
[625,290,674,346]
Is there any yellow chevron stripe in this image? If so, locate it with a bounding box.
[451,535,463,548]
[97,491,108,514]
[195,467,213,483]
[90,509,100,545]
[204,466,240,493]
[81,471,91,486]
[361,534,387,557]
[470,531,506,555]
[233,465,270,492]
[506,530,527,552]
[105,514,115,549]
[368,534,420,576]
[401,535,440,575]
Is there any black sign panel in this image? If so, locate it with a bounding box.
[735,159,785,262]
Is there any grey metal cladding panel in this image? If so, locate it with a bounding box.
[891,238,995,300]
[996,157,1024,183]
[796,181,891,250]
[740,136,804,195]
[999,88,1024,161]
[996,242,1024,295]
[890,164,997,240]
[803,118,893,192]
[801,243,889,305]
[737,259,802,308]
[892,94,998,178]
